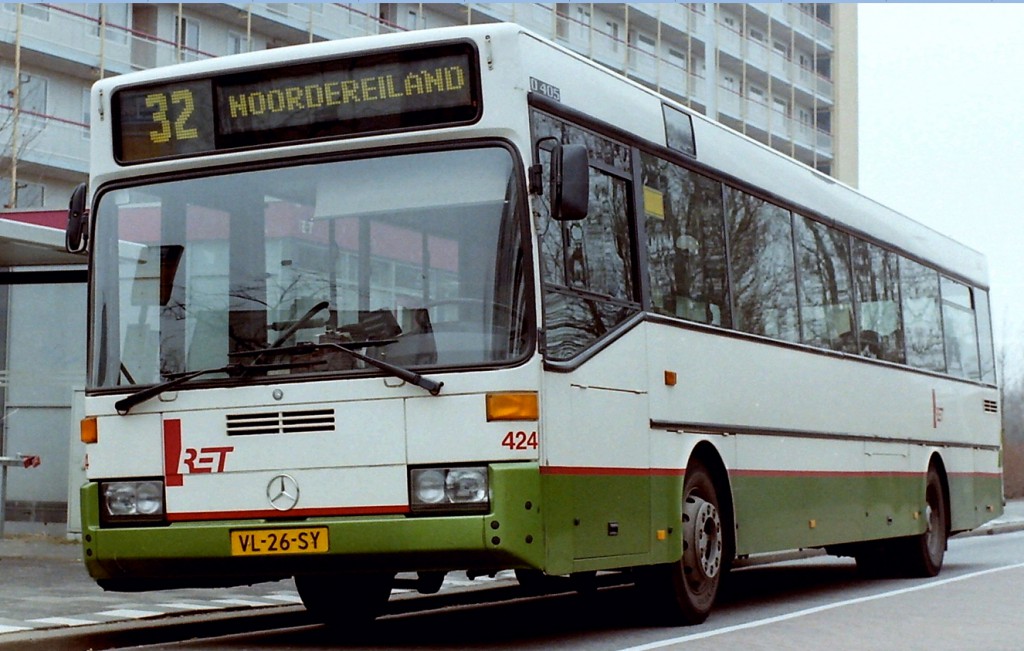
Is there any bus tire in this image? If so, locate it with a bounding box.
[294,571,394,625]
[636,462,725,625]
[854,466,947,578]
[901,466,947,577]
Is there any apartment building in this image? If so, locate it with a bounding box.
[0,3,855,533]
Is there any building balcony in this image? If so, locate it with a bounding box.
[1,107,90,175]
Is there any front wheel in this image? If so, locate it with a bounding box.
[636,462,727,625]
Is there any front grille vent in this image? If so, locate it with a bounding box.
[226,409,335,436]
[983,399,999,414]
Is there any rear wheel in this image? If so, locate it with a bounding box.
[636,462,726,625]
[902,466,948,577]
[295,572,394,626]
[855,466,947,578]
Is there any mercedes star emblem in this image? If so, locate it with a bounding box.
[267,474,300,511]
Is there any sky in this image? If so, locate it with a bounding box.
[856,4,1024,379]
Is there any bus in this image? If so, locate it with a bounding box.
[67,23,1002,626]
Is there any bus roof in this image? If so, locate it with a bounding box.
[91,23,988,288]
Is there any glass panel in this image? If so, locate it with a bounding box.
[642,152,730,327]
[663,104,696,157]
[89,148,529,388]
[975,289,996,383]
[723,188,798,341]
[940,276,980,380]
[899,257,945,373]
[851,239,905,363]
[794,217,853,352]
[531,111,638,362]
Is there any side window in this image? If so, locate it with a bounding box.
[531,110,639,362]
[641,152,730,327]
[794,216,854,352]
[723,188,798,342]
[899,257,945,372]
[975,288,997,383]
[851,239,905,363]
[940,277,980,380]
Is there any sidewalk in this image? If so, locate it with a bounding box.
[2,500,1022,636]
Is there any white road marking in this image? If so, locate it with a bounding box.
[28,616,97,627]
[0,625,31,633]
[619,561,1024,651]
[95,608,163,619]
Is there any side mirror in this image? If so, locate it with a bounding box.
[66,182,89,253]
[549,143,589,221]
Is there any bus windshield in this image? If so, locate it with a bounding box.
[89,146,530,389]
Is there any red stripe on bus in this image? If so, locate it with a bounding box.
[163,419,183,487]
[167,504,409,522]
[540,466,685,477]
[733,469,923,479]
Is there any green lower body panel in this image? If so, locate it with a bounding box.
[82,463,544,591]
[730,470,1005,556]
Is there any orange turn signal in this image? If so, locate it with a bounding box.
[486,392,539,422]
[80,417,98,444]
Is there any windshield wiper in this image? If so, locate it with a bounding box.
[113,360,324,415]
[230,341,444,397]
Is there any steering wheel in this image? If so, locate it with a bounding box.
[270,301,330,348]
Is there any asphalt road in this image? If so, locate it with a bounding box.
[8,527,1023,650]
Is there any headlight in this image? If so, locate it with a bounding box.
[100,480,165,524]
[410,466,489,513]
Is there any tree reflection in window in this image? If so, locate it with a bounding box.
[531,111,639,361]
[852,240,905,363]
[642,153,730,327]
[795,216,854,352]
[900,257,945,373]
[724,188,798,341]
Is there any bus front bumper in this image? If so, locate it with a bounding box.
[81,463,543,591]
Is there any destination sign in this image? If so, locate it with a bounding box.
[114,43,480,164]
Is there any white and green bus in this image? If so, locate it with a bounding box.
[68,24,1002,625]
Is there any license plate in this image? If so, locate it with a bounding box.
[230,527,329,556]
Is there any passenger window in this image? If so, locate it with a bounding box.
[723,188,799,342]
[975,289,997,383]
[899,258,945,373]
[851,240,905,363]
[940,277,981,380]
[641,152,730,327]
[794,217,854,352]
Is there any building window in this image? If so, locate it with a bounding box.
[81,87,91,137]
[749,28,765,43]
[228,31,249,54]
[2,4,49,21]
[1,69,48,118]
[747,85,766,103]
[575,5,591,39]
[85,3,128,43]
[606,21,620,51]
[175,15,200,62]
[669,48,687,72]
[773,40,790,59]
[0,179,45,208]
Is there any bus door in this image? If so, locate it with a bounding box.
[532,110,650,562]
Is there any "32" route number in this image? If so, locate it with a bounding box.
[145,89,199,145]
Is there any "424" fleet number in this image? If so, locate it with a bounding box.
[502,430,538,450]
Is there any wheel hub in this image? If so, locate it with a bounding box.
[683,495,723,582]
